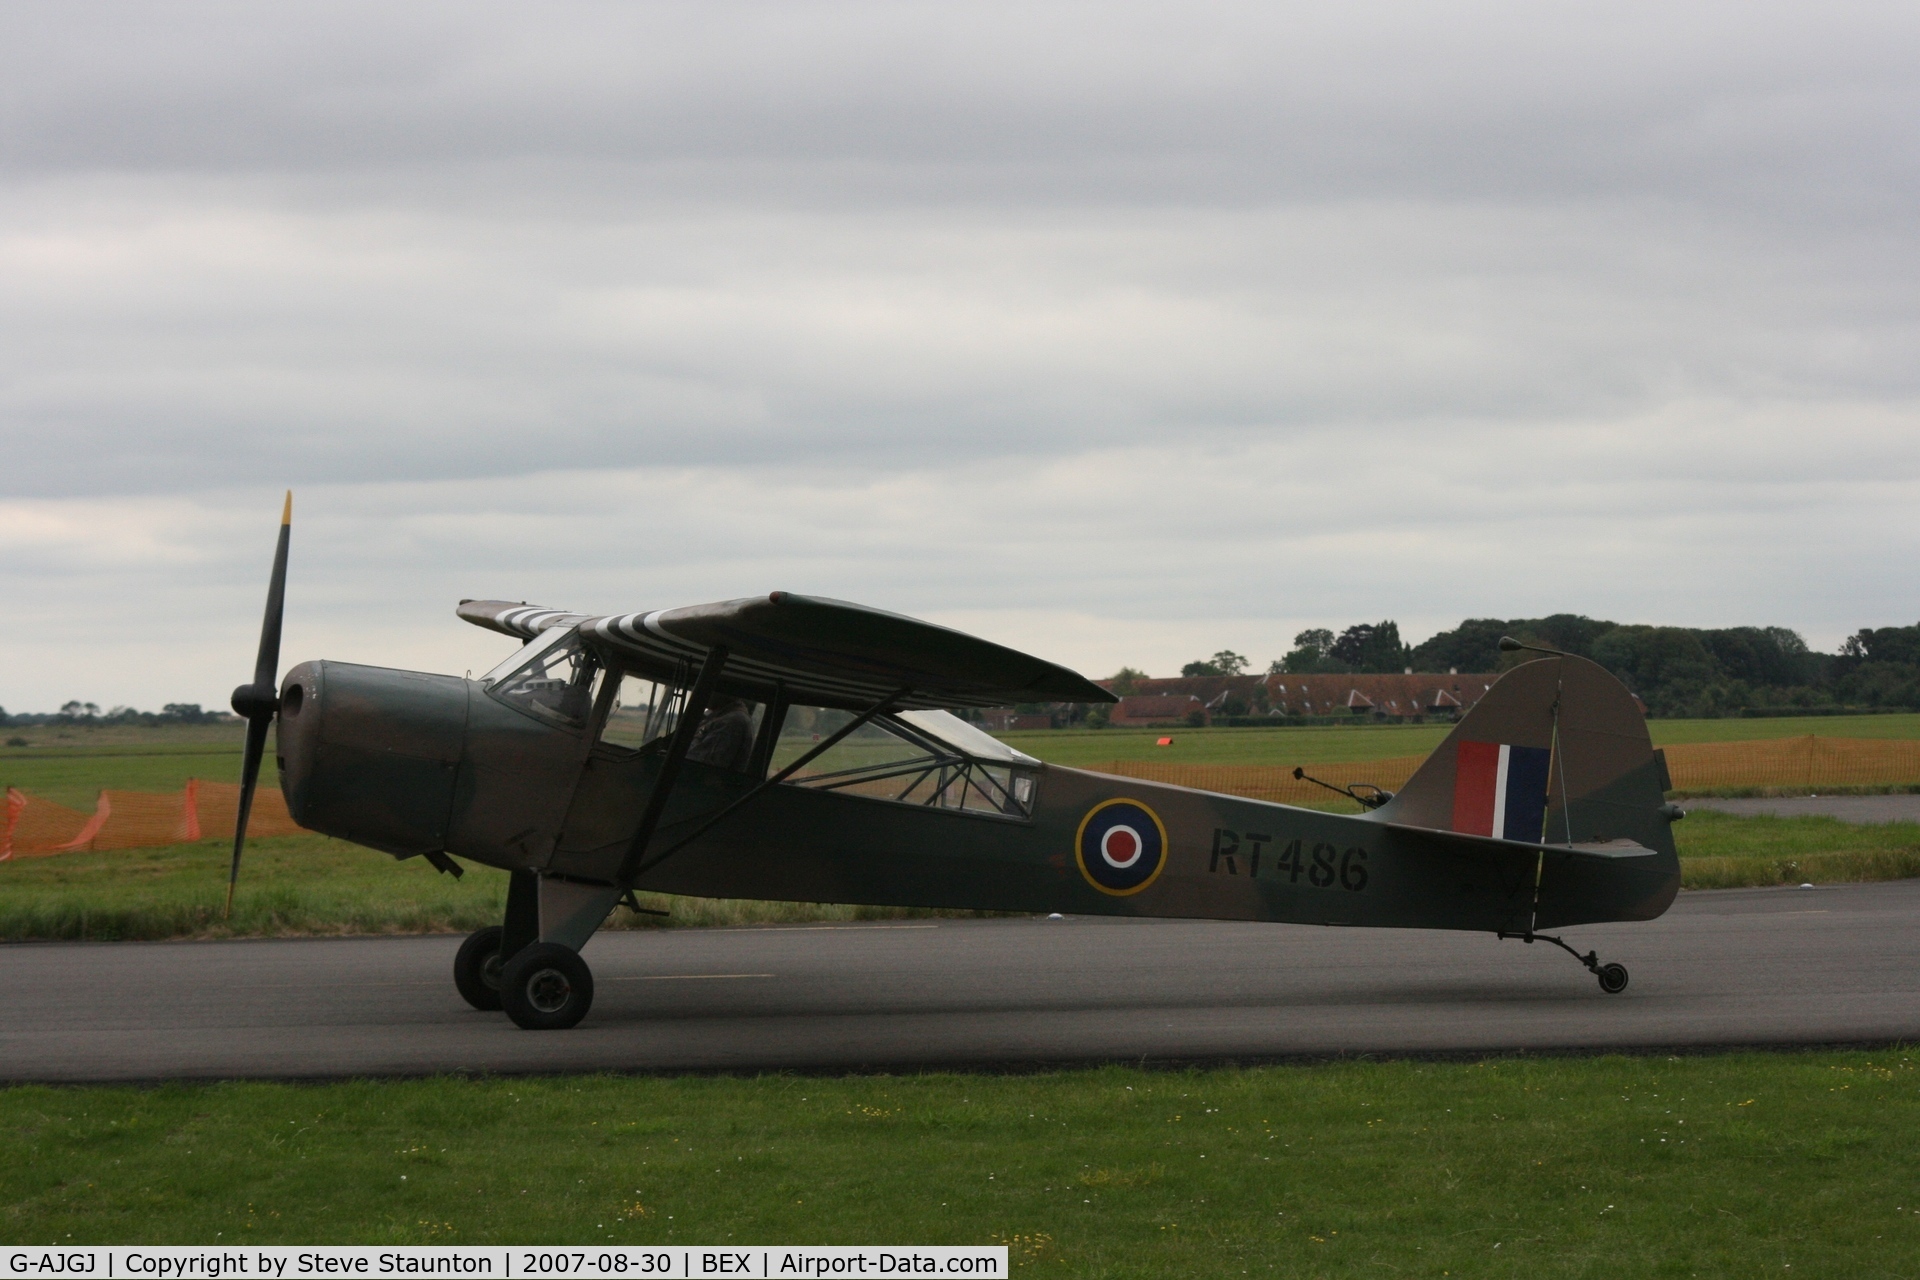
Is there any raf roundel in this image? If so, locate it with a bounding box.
[1075,799,1169,895]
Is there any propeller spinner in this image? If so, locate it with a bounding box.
[226,491,291,917]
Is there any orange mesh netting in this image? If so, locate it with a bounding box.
[0,780,304,859]
[1658,736,1920,791]
[3,734,1915,858]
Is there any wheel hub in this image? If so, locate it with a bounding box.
[526,967,573,1013]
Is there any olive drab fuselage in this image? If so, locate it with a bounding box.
[275,651,1680,937]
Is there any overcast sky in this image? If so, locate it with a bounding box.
[3,1,1917,710]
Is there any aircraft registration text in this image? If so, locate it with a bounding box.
[1209,829,1369,891]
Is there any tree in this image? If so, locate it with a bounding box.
[1294,629,1333,658]
[1329,621,1409,673]
[1279,628,1339,674]
[1589,626,1720,717]
[1834,623,1920,707]
[1107,667,1148,696]
[1184,649,1249,678]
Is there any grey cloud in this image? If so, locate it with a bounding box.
[2,1,1917,708]
[4,2,1916,209]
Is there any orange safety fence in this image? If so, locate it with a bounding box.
[5,735,1916,857]
[1660,736,1920,791]
[1091,736,1920,805]
[0,779,304,860]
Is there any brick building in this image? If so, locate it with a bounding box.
[1109,693,1212,727]
[1096,671,1500,721]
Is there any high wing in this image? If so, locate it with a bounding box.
[456,592,1117,711]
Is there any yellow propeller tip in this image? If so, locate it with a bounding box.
[281,491,293,525]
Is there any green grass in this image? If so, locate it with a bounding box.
[0,835,981,943]
[1674,810,1920,889]
[0,723,246,809]
[4,1054,1918,1275]
[1649,712,1920,743]
[1004,723,1453,767]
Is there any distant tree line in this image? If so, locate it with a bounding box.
[0,702,227,728]
[1169,616,1920,719]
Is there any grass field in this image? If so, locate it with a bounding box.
[1,811,1914,941]
[0,722,248,809]
[998,712,1920,769]
[8,714,1920,808]
[4,1053,1917,1274]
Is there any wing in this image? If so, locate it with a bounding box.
[457,592,1116,710]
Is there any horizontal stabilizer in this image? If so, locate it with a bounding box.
[1385,823,1658,860]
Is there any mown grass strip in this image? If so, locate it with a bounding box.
[0,836,982,942]
[4,1054,1918,1275]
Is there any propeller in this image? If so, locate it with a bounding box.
[226,491,291,918]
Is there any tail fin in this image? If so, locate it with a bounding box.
[1378,654,1676,860]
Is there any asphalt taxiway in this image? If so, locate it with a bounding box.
[5,879,1917,1081]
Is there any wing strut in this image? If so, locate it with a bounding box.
[626,683,911,882]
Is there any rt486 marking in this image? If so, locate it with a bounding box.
[1210,829,1368,891]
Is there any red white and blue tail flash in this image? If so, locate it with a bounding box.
[1451,741,1552,841]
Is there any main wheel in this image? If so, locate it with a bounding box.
[454,925,507,1010]
[1596,962,1629,995]
[500,942,595,1030]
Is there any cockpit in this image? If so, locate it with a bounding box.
[482,626,1042,820]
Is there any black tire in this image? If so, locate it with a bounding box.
[500,942,594,1030]
[1597,962,1629,995]
[454,925,506,1011]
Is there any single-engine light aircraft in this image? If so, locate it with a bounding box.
[225,496,1681,1029]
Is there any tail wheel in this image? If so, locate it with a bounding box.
[1597,962,1629,995]
[453,925,506,1011]
[500,942,595,1030]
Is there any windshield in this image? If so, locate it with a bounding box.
[487,628,602,729]
[479,626,571,688]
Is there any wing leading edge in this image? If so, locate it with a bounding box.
[457,593,1116,711]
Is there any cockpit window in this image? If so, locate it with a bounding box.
[489,628,602,729]
[600,672,686,750]
[774,706,1036,819]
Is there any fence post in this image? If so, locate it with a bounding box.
[181,778,201,842]
[1,786,22,861]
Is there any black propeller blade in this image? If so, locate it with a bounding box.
[226,491,291,918]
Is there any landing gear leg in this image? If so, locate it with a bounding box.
[454,870,543,1012]
[491,872,620,1030]
[1499,930,1629,994]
